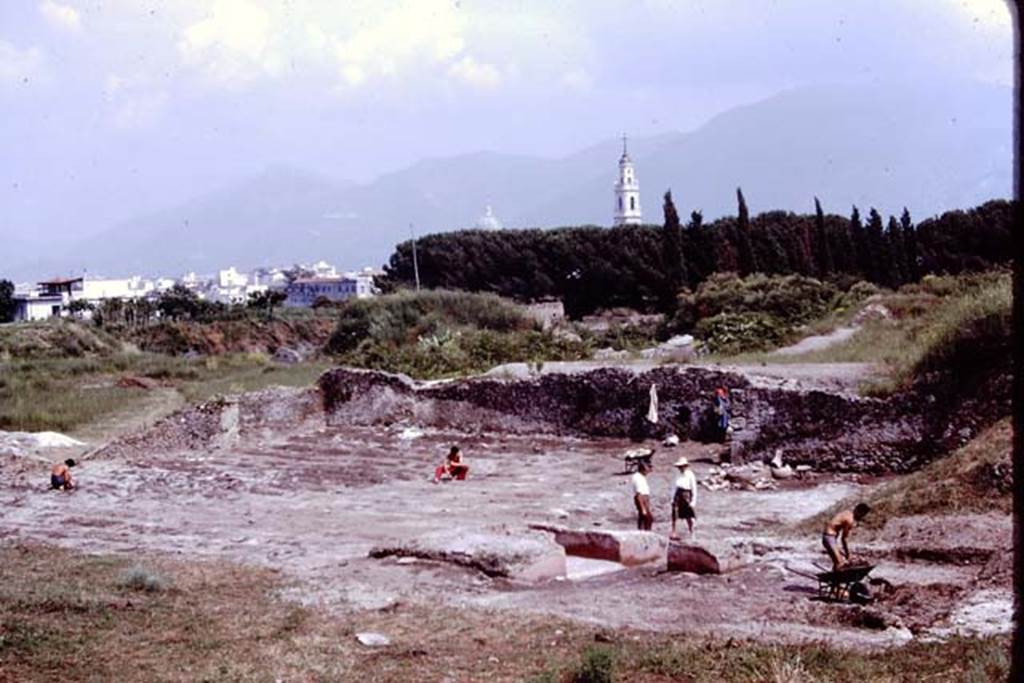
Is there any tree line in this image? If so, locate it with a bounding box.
[379,195,1014,318]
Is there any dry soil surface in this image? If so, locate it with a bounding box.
[0,400,1011,650]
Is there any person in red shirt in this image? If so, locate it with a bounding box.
[433,446,469,483]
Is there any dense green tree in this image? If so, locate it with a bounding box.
[66,299,95,319]
[865,208,888,284]
[735,187,759,275]
[660,190,686,311]
[248,289,288,321]
[379,199,1013,318]
[813,197,834,276]
[0,279,15,323]
[900,207,920,281]
[157,284,203,321]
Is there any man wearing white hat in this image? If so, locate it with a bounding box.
[670,456,698,539]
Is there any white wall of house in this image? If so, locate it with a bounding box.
[13,296,64,322]
[284,276,371,307]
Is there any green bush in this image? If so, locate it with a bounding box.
[324,289,590,378]
[573,646,615,683]
[665,273,840,350]
[326,289,533,356]
[694,311,786,355]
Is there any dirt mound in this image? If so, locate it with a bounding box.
[873,582,964,634]
[96,386,321,460]
[132,318,335,356]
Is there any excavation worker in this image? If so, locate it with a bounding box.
[50,459,76,491]
[433,446,469,483]
[631,461,654,530]
[670,457,698,539]
[822,503,871,570]
[714,386,731,440]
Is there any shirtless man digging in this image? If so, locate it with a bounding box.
[50,459,77,491]
[822,503,871,570]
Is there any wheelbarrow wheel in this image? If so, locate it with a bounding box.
[849,581,872,605]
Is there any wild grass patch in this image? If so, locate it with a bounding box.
[797,418,1012,534]
[0,544,1009,682]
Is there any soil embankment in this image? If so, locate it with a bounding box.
[131,318,336,356]
[318,365,1009,473]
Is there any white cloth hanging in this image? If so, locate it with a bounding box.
[646,383,659,423]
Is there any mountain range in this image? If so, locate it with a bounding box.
[6,80,1011,280]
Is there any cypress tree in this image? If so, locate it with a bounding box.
[659,190,686,311]
[849,205,870,278]
[866,208,887,284]
[735,187,759,275]
[813,197,834,277]
[900,207,920,281]
[887,215,906,286]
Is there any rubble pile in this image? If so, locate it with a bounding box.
[701,462,778,492]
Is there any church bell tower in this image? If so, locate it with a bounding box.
[613,133,642,226]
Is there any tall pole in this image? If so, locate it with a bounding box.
[410,223,421,292]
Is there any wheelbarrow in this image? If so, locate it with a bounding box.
[815,562,875,603]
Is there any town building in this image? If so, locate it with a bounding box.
[284,272,376,307]
[613,134,643,226]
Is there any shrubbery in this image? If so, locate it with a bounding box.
[663,272,843,354]
[326,289,589,378]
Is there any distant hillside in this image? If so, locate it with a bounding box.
[7,80,1011,279]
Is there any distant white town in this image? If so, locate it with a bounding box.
[11,261,383,322]
[10,144,641,323]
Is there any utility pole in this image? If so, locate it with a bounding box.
[410,223,421,292]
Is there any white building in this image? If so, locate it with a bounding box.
[613,134,643,226]
[285,272,375,307]
[218,266,249,289]
[80,276,156,301]
[475,205,503,230]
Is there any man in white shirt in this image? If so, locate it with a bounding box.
[670,457,698,539]
[631,461,654,530]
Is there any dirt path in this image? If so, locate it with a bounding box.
[1,404,1007,649]
[772,326,860,356]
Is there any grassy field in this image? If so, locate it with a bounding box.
[0,543,1009,683]
[0,352,331,433]
[797,418,1012,535]
[705,271,1011,395]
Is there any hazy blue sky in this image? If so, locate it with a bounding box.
[0,0,1014,244]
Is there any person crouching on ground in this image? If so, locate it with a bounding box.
[631,461,654,530]
[51,459,76,491]
[822,503,871,570]
[433,446,469,483]
[670,457,697,539]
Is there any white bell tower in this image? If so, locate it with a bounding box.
[613,133,642,226]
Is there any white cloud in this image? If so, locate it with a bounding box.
[39,1,81,31]
[447,55,501,89]
[331,0,467,88]
[178,0,275,83]
[0,41,48,85]
[103,72,168,128]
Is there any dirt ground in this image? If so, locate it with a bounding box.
[0,384,1012,654]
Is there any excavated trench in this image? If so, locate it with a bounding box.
[318,364,1008,473]
[3,363,1009,647]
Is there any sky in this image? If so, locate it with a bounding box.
[0,0,1015,246]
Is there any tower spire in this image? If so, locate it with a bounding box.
[622,132,628,156]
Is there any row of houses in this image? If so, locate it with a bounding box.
[11,261,381,322]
